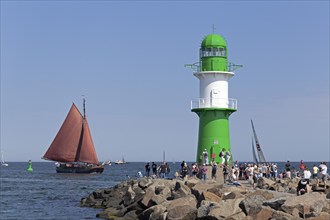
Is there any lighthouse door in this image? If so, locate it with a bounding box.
[211,144,221,163]
[211,89,221,107]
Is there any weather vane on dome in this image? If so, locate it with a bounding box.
[212,24,216,33]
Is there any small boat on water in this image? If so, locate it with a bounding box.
[251,119,267,163]
[1,150,8,167]
[42,99,104,174]
[115,157,126,164]
[102,160,112,166]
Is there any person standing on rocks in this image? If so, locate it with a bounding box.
[299,160,305,171]
[211,162,217,180]
[181,162,189,178]
[271,163,278,179]
[312,164,319,179]
[145,162,150,177]
[223,164,229,183]
[285,161,291,179]
[191,163,199,177]
[252,166,259,189]
[219,148,225,165]
[319,162,328,184]
[303,167,311,183]
[202,149,209,165]
[165,163,170,177]
[152,162,157,176]
[201,164,207,180]
[159,162,167,179]
[225,151,231,164]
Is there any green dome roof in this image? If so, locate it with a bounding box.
[201,34,227,47]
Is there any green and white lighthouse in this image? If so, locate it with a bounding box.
[187,33,241,165]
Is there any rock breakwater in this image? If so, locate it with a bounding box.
[81,177,330,219]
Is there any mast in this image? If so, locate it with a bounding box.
[252,136,258,164]
[75,99,86,162]
[83,98,86,118]
[251,119,266,163]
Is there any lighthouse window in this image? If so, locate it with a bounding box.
[219,47,226,57]
[201,47,226,57]
[212,48,218,56]
[202,48,206,57]
[206,48,212,56]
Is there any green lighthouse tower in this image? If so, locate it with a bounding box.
[187,33,241,165]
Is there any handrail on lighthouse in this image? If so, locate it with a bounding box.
[185,62,242,73]
[191,98,237,110]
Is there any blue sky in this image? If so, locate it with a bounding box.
[1,1,329,163]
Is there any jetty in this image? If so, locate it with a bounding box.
[81,167,330,219]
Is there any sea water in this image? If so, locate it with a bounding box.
[0,161,327,219]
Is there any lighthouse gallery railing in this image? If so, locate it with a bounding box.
[191,98,237,110]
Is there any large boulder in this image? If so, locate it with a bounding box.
[96,207,123,219]
[222,191,245,200]
[138,177,154,189]
[165,195,197,210]
[191,182,218,201]
[150,194,167,206]
[263,197,289,211]
[196,198,246,220]
[139,204,167,220]
[196,200,216,219]
[257,177,276,189]
[198,191,221,204]
[281,192,330,218]
[239,194,268,217]
[141,187,156,208]
[167,205,197,220]
[171,180,192,199]
[208,198,245,219]
[123,185,136,206]
[206,184,224,198]
[185,177,201,188]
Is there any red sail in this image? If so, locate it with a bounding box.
[43,104,99,164]
[78,119,99,164]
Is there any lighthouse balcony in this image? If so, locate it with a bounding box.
[191,98,237,110]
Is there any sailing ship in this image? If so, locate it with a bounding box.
[1,150,8,167]
[251,119,266,163]
[42,99,104,174]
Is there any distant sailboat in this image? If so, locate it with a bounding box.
[42,99,104,174]
[115,156,126,164]
[1,150,8,167]
[251,119,266,163]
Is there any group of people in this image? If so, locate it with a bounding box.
[284,160,328,182]
[142,159,328,194]
[179,161,217,181]
[144,162,171,179]
[202,148,231,166]
[223,160,329,191]
[295,161,328,196]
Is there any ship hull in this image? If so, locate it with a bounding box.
[56,164,104,174]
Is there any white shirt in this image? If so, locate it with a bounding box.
[319,164,327,175]
[232,172,238,181]
[303,170,312,179]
